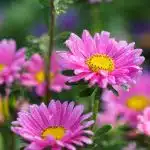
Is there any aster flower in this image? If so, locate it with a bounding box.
[58,30,144,88]
[137,107,150,136]
[11,100,94,150]
[102,74,150,127]
[0,39,25,85]
[21,52,70,96]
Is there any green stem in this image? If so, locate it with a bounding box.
[92,97,99,122]
[10,131,16,150]
[91,87,100,129]
[45,0,55,104]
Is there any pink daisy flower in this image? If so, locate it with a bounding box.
[11,100,94,150]
[21,52,70,96]
[137,107,150,136]
[102,74,150,127]
[0,39,25,85]
[58,30,144,88]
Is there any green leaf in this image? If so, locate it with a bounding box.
[79,87,94,98]
[117,125,131,132]
[95,125,112,137]
[66,80,86,86]
[107,85,119,96]
[62,70,74,76]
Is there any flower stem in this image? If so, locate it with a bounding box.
[10,131,16,150]
[45,0,55,104]
[91,87,101,129]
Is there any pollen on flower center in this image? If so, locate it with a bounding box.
[41,126,66,140]
[86,54,114,72]
[126,95,150,111]
[0,64,5,72]
[35,71,55,84]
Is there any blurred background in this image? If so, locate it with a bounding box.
[0,0,150,63]
[0,0,150,149]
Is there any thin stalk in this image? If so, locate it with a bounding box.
[91,87,100,130]
[92,97,99,122]
[10,131,16,150]
[45,0,55,104]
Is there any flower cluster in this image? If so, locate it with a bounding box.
[0,39,70,96]
[0,0,148,148]
[6,30,146,150]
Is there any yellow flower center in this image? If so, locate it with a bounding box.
[0,64,5,72]
[41,126,66,140]
[35,71,55,84]
[86,54,114,72]
[126,95,150,111]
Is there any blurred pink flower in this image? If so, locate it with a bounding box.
[58,30,144,88]
[11,100,94,150]
[97,101,124,127]
[103,74,150,127]
[21,52,70,96]
[122,142,137,150]
[0,39,25,85]
[137,107,150,136]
